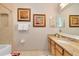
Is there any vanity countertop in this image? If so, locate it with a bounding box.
[48,34,79,56]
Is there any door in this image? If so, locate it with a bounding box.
[0,4,13,44]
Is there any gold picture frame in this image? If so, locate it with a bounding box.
[69,15,79,27]
[17,8,31,21]
[33,14,46,27]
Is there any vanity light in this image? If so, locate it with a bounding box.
[60,3,69,9]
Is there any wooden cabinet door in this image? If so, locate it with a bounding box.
[64,50,72,56]
[51,41,55,55]
[55,49,62,56]
[56,44,63,54]
[55,44,63,56]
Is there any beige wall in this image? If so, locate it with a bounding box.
[1,3,59,51]
[1,3,79,51]
[61,4,79,35]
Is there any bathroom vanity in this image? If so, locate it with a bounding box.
[48,33,79,56]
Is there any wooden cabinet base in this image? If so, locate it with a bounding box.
[48,36,72,56]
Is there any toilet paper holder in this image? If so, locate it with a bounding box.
[20,39,25,44]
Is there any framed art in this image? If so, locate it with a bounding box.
[69,15,79,27]
[17,8,31,21]
[33,14,46,27]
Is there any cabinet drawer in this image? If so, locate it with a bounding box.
[56,44,63,53]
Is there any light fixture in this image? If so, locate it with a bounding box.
[60,3,69,9]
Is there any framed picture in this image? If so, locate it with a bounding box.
[17,8,31,21]
[69,15,79,27]
[33,14,46,27]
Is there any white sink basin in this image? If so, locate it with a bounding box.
[57,40,70,44]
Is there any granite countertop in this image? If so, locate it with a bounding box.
[48,35,79,56]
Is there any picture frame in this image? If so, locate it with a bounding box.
[33,14,46,27]
[17,8,31,21]
[69,15,79,27]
